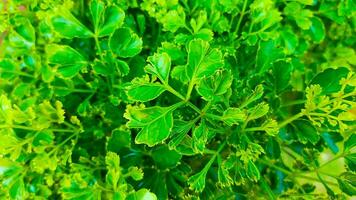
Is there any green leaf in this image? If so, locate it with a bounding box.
[0,95,13,124]
[89,0,105,30]
[217,156,233,187]
[337,172,356,196]
[297,0,313,5]
[248,103,269,121]
[126,80,166,102]
[256,40,284,74]
[145,52,171,83]
[46,44,87,78]
[9,18,35,49]
[192,121,209,153]
[266,138,281,159]
[171,65,189,83]
[98,6,125,37]
[309,67,349,94]
[0,59,17,80]
[161,9,186,32]
[284,2,313,30]
[92,60,111,75]
[281,28,298,54]
[105,152,121,190]
[188,156,215,192]
[246,160,260,181]
[126,189,157,200]
[345,153,356,171]
[50,8,93,38]
[292,120,320,144]
[0,159,26,200]
[32,130,54,147]
[241,85,264,108]
[110,28,143,58]
[168,120,194,150]
[124,104,180,147]
[221,108,245,126]
[151,145,182,169]
[272,61,293,93]
[30,154,57,173]
[185,39,223,81]
[196,69,232,101]
[344,134,356,152]
[107,128,131,152]
[308,17,325,43]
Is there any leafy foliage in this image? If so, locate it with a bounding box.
[0,0,355,199]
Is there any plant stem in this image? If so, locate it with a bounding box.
[185,78,195,101]
[244,127,264,132]
[278,112,304,128]
[48,130,80,156]
[259,159,338,186]
[318,153,345,169]
[234,0,248,35]
[281,99,306,107]
[94,36,104,60]
[164,84,186,101]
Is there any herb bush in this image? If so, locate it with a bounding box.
[0,0,355,199]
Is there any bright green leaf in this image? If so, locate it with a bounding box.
[126,80,166,102]
[196,69,232,101]
[221,108,245,126]
[46,44,87,78]
[98,6,125,37]
[50,8,93,38]
[124,105,180,147]
[145,52,171,82]
[151,145,182,169]
[308,17,325,43]
[110,28,143,58]
[185,39,224,81]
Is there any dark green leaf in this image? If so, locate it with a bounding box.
[338,172,356,196]
[292,120,320,144]
[310,67,349,94]
[256,40,284,74]
[151,145,182,169]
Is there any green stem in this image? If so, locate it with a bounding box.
[259,159,338,186]
[234,0,248,35]
[48,131,80,156]
[278,112,304,128]
[205,113,223,121]
[281,99,306,107]
[187,102,202,114]
[51,86,95,93]
[185,78,196,101]
[318,153,345,169]
[164,84,186,101]
[244,127,264,132]
[164,84,203,114]
[0,70,34,78]
[94,36,103,59]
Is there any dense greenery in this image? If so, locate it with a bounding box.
[0,0,355,199]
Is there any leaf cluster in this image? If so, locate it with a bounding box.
[0,0,355,199]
